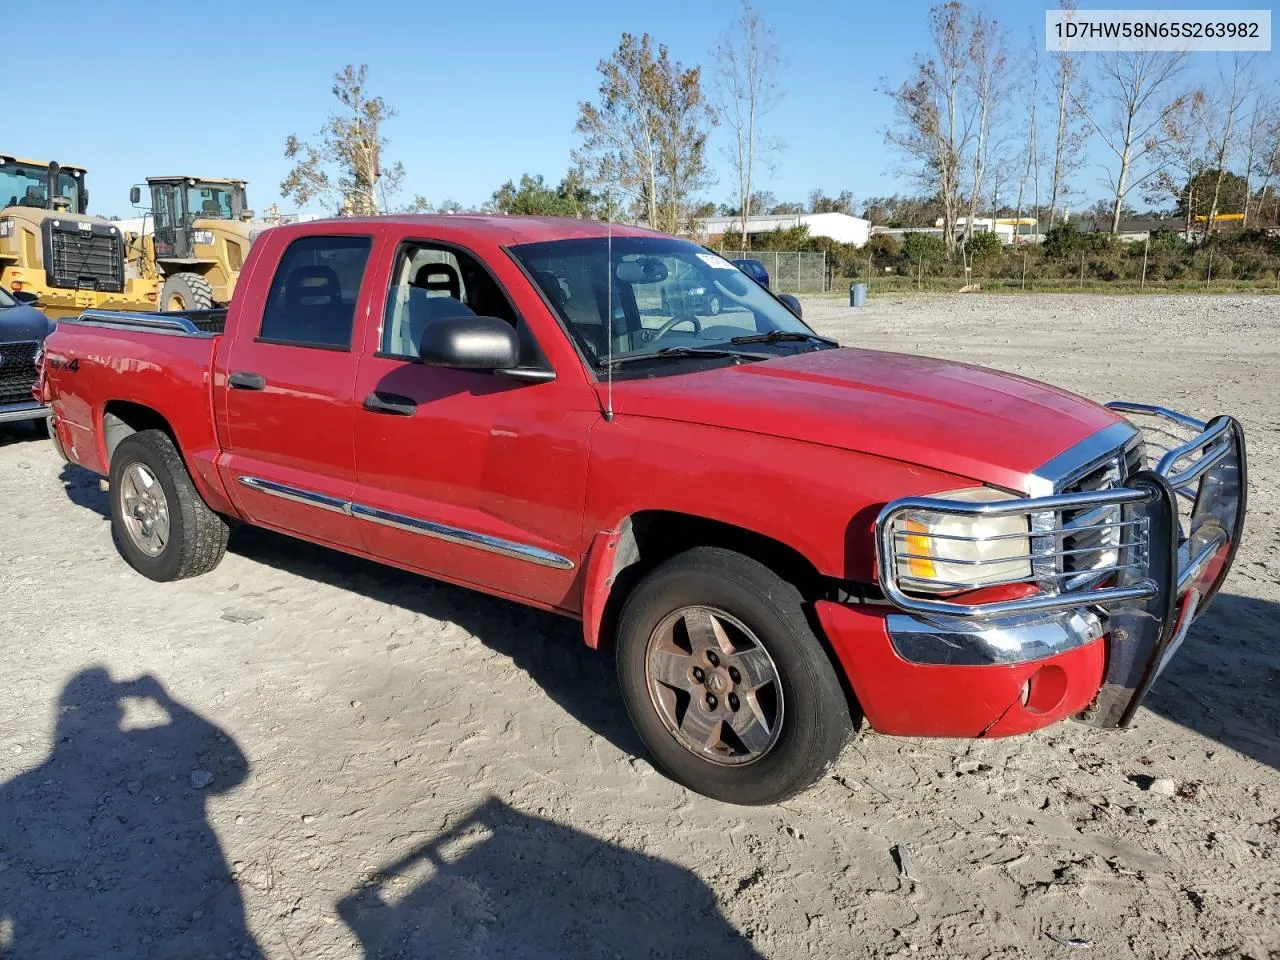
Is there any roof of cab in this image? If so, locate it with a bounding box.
[0,156,88,174]
[146,176,247,186]
[266,214,669,246]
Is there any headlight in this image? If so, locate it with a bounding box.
[890,487,1031,593]
[0,218,13,239]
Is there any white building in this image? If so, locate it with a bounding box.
[697,212,872,247]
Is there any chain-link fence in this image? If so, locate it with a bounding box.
[720,251,828,293]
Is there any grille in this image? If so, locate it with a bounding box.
[0,341,40,406]
[1055,444,1141,590]
[48,229,125,293]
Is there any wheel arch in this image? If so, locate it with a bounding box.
[102,400,178,463]
[582,509,825,652]
[99,400,240,519]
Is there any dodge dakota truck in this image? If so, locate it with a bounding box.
[37,216,1247,805]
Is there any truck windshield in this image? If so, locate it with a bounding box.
[0,162,84,214]
[0,285,16,308]
[509,236,823,373]
[187,185,235,220]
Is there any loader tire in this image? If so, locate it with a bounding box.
[161,272,215,312]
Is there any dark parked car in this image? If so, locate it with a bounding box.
[731,258,770,288]
[0,286,53,426]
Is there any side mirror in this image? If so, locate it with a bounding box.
[129,186,141,205]
[778,293,803,319]
[419,316,519,371]
[13,290,40,305]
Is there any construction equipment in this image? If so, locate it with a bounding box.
[127,177,264,310]
[0,155,159,319]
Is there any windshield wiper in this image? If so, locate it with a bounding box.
[728,330,839,347]
[599,346,768,369]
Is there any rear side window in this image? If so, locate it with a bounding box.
[258,235,372,349]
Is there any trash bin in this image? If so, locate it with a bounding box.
[849,282,867,307]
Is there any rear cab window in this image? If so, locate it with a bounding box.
[258,235,372,349]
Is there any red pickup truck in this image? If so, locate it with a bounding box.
[38,216,1247,805]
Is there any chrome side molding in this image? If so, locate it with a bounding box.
[237,476,351,515]
[235,476,574,570]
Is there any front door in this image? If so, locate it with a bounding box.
[150,183,192,260]
[350,239,596,609]
[219,231,376,549]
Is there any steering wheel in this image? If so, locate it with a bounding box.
[653,314,702,340]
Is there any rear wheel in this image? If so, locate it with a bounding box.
[160,272,215,312]
[109,429,228,581]
[615,547,853,805]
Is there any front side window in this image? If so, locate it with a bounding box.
[381,243,518,358]
[259,235,371,349]
[509,236,823,375]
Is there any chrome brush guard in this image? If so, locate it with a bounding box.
[876,404,1247,728]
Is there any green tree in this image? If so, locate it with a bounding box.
[282,65,409,216]
[490,174,574,216]
[808,189,855,214]
[1177,169,1249,223]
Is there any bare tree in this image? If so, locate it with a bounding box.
[1246,94,1280,227]
[713,1,784,249]
[1144,90,1209,234]
[961,11,1010,242]
[1198,55,1255,234]
[1046,2,1090,227]
[1013,28,1041,242]
[1079,51,1186,234]
[882,2,975,257]
[282,65,405,216]
[575,33,715,232]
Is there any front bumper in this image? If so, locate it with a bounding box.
[853,405,1246,735]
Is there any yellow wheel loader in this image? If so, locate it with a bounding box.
[0,156,159,319]
[127,177,262,310]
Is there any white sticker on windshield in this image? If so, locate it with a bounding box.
[696,252,738,270]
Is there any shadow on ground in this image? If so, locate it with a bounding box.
[0,667,264,957]
[339,796,763,959]
[2,669,758,958]
[1145,592,1280,772]
[0,420,47,449]
[57,462,644,762]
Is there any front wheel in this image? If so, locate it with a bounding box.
[615,547,854,804]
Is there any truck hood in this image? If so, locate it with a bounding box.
[607,347,1125,491]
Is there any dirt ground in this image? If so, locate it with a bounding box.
[1,293,1276,959]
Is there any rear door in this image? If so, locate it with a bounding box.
[218,230,376,549]
[349,236,596,609]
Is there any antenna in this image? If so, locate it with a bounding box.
[604,193,614,422]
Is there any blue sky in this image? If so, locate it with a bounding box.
[21,0,1276,219]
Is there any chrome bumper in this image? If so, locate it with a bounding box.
[877,404,1247,728]
[0,400,51,425]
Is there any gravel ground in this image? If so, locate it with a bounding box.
[1,293,1277,959]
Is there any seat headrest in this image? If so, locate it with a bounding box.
[412,262,461,300]
[285,265,340,310]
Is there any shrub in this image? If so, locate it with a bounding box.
[900,231,947,266]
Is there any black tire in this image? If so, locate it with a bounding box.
[160,272,215,311]
[615,547,854,805]
[109,429,228,581]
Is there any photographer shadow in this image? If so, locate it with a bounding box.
[0,667,262,958]
[338,796,762,960]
